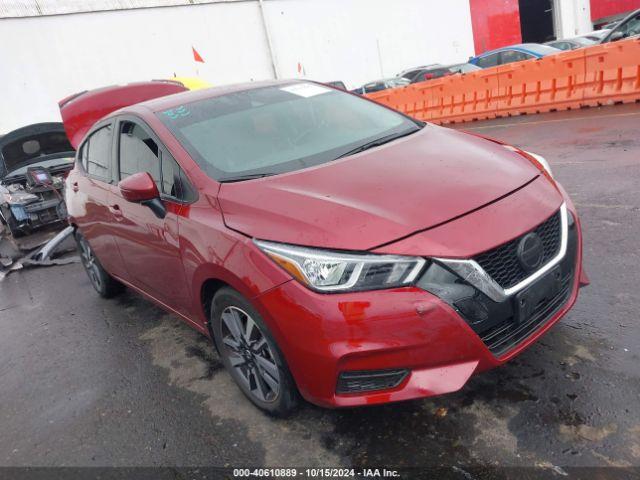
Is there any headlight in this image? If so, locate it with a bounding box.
[525,151,554,178]
[255,240,427,292]
[503,145,554,178]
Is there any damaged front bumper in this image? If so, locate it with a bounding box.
[1,176,68,237]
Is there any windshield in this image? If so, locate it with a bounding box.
[157,82,421,181]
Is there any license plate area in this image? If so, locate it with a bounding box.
[514,265,563,324]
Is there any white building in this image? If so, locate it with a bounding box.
[0,0,627,133]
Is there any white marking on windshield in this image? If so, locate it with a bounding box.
[280,83,331,98]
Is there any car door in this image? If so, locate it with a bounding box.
[67,122,129,279]
[109,117,193,312]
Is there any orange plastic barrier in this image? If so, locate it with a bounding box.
[366,38,640,124]
[583,39,640,106]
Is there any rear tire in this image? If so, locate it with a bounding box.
[75,231,123,298]
[211,287,298,416]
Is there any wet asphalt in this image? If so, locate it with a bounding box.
[0,103,639,472]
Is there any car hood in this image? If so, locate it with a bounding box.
[0,122,75,179]
[219,125,541,251]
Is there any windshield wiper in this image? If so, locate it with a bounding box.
[335,128,421,160]
[220,173,277,183]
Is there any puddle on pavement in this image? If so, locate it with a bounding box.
[138,313,345,467]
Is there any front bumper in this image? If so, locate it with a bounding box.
[253,202,585,408]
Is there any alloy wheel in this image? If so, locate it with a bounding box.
[78,237,103,291]
[220,306,280,402]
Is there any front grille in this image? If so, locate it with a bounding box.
[474,210,562,289]
[336,369,408,394]
[480,269,573,356]
[418,213,577,358]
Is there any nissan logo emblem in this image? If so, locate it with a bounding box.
[517,233,544,272]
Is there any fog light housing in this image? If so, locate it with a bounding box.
[336,369,409,394]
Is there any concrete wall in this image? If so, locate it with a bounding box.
[265,0,474,84]
[0,2,274,133]
[0,0,475,134]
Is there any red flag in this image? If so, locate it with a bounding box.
[192,46,205,63]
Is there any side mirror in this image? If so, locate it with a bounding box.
[424,73,434,80]
[119,172,159,202]
[118,172,166,219]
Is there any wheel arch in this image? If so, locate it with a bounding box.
[200,277,230,339]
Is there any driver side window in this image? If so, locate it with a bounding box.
[476,53,500,68]
[119,121,161,191]
[621,15,640,36]
[118,119,193,202]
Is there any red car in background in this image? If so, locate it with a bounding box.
[61,80,587,415]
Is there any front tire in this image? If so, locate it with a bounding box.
[211,287,298,416]
[75,231,123,298]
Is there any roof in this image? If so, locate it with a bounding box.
[422,62,476,70]
[475,43,560,58]
[135,79,298,113]
[398,64,441,74]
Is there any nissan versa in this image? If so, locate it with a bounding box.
[61,80,587,415]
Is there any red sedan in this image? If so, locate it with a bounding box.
[61,80,587,415]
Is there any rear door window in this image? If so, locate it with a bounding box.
[500,50,535,64]
[84,125,113,182]
[364,82,386,93]
[476,53,500,68]
[402,70,423,82]
[427,68,449,79]
[78,142,89,170]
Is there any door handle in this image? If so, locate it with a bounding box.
[71,182,79,192]
[109,204,123,218]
